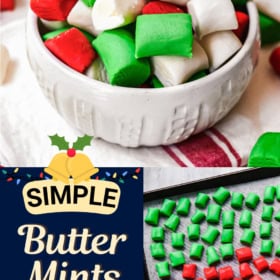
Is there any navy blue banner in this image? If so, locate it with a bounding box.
[0,167,143,280]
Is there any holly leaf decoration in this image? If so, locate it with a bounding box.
[72,135,93,151]
[49,134,69,150]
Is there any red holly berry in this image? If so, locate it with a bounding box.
[67,148,76,157]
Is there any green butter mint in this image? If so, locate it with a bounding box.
[189,243,204,260]
[176,197,191,216]
[191,210,206,224]
[239,210,252,228]
[201,226,220,245]
[195,193,210,209]
[81,0,96,7]
[262,205,274,222]
[164,214,180,232]
[221,229,234,244]
[260,222,272,238]
[263,186,276,204]
[187,224,200,241]
[151,227,165,242]
[160,199,176,217]
[260,240,274,256]
[240,229,255,246]
[206,246,220,266]
[135,13,193,58]
[145,208,160,226]
[220,244,234,260]
[248,132,280,166]
[207,204,222,224]
[169,251,186,267]
[150,243,165,259]
[231,192,244,209]
[92,29,151,87]
[171,232,185,248]
[245,193,260,209]
[213,187,231,205]
[156,261,170,278]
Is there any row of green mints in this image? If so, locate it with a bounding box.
[145,186,280,275]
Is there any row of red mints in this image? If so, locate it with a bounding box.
[181,247,280,280]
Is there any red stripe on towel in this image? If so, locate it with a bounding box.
[163,146,188,167]
[210,128,242,166]
[168,133,232,167]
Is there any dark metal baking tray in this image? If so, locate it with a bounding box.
[144,168,280,280]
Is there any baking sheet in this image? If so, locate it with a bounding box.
[144,168,280,279]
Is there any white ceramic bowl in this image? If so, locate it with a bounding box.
[26,2,259,147]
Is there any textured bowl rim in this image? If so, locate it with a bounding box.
[28,2,258,96]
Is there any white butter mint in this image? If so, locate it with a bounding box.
[40,19,67,30]
[0,44,10,85]
[86,57,109,83]
[92,0,146,35]
[152,40,209,87]
[254,0,280,22]
[200,31,242,71]
[67,1,95,35]
[187,0,238,39]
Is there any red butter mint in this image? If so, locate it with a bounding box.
[30,0,77,21]
[253,256,269,273]
[0,0,14,11]
[270,258,280,276]
[182,263,197,279]
[235,247,253,263]
[270,47,280,76]
[239,263,254,279]
[233,11,249,42]
[45,28,96,73]
[204,267,219,280]
[142,1,184,14]
[219,266,234,280]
